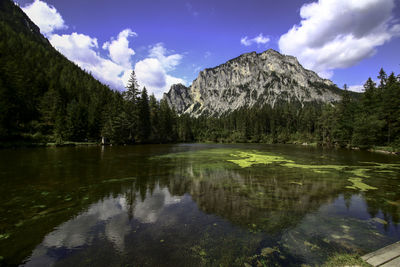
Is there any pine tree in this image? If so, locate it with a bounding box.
[123,71,140,143]
[378,68,387,88]
[124,71,140,103]
[137,87,151,143]
[149,94,160,142]
[382,73,400,144]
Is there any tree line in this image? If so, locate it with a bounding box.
[0,0,179,145]
[100,72,178,144]
[177,68,400,149]
[1,0,399,148]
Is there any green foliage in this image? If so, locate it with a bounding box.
[0,1,179,145]
[322,254,371,267]
[137,87,151,143]
[174,69,400,149]
[0,0,113,142]
[2,0,399,148]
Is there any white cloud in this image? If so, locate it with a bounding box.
[241,33,270,46]
[135,43,186,98]
[135,58,166,89]
[348,84,364,93]
[279,0,400,78]
[49,32,131,90]
[102,29,137,68]
[148,44,183,71]
[348,79,379,93]
[21,0,67,36]
[21,1,187,97]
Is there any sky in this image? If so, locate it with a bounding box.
[14,0,400,97]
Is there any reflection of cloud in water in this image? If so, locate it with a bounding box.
[134,187,181,223]
[280,195,397,266]
[24,184,180,266]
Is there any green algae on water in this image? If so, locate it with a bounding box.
[346,177,377,191]
[261,247,277,256]
[227,151,291,168]
[386,199,400,206]
[283,163,346,172]
[372,217,388,225]
[0,233,10,240]
[101,177,136,183]
[348,169,370,178]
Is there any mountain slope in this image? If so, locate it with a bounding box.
[0,0,114,141]
[164,49,343,117]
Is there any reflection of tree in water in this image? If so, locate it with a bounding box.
[164,161,345,233]
[3,145,400,266]
[158,156,400,266]
[160,152,400,233]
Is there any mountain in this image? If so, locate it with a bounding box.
[164,49,343,117]
[0,0,114,141]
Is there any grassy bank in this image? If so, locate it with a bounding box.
[322,254,371,267]
[0,141,99,149]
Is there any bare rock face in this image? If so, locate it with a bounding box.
[164,49,342,117]
[164,83,192,114]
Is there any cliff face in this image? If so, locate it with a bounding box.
[164,49,342,117]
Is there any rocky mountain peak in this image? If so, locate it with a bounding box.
[164,49,342,117]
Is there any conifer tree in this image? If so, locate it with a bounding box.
[137,87,151,143]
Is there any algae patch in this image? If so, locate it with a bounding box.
[282,163,346,172]
[261,247,278,256]
[346,177,377,192]
[348,169,370,178]
[227,151,291,168]
[0,233,10,240]
[371,217,388,225]
[101,177,136,183]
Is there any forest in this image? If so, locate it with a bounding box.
[179,69,400,150]
[0,0,177,145]
[1,0,399,149]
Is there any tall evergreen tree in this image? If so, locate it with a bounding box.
[378,68,387,88]
[124,71,140,103]
[334,85,355,145]
[148,94,160,142]
[123,71,140,143]
[137,87,151,143]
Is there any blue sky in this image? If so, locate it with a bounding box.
[14,0,400,97]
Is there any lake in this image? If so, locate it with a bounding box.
[0,144,399,266]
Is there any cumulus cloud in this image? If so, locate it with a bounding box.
[135,43,186,98]
[348,85,365,93]
[148,44,183,71]
[49,32,132,90]
[21,0,67,36]
[102,29,137,68]
[21,1,187,96]
[279,0,400,78]
[241,33,270,46]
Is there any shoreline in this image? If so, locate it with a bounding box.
[1,140,398,155]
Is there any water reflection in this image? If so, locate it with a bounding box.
[0,144,399,266]
[134,186,182,224]
[24,184,184,266]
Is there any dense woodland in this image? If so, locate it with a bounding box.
[1,0,400,149]
[184,69,400,149]
[0,0,177,145]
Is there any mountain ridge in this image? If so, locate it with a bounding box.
[164,49,343,117]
